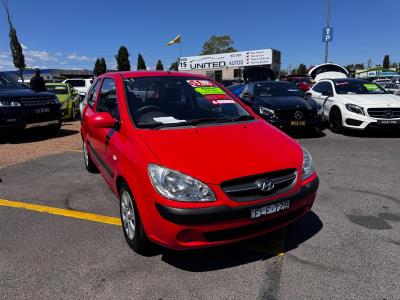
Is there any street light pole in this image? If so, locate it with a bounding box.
[324,0,331,63]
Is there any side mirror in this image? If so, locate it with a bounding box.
[88,112,116,128]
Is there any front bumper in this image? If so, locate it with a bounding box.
[0,105,62,132]
[150,176,319,250]
[342,110,400,130]
[263,115,324,130]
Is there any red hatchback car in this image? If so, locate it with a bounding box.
[81,71,319,253]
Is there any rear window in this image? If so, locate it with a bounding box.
[46,85,68,94]
[124,76,252,128]
[66,80,85,87]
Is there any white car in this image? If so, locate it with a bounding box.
[62,78,93,99]
[309,78,400,132]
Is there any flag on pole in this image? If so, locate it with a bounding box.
[166,35,181,46]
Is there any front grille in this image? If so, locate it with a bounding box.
[367,108,400,119]
[19,96,54,107]
[204,207,305,242]
[276,109,314,120]
[221,169,297,202]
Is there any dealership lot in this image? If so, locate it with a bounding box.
[1,129,400,299]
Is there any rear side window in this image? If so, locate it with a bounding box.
[87,80,101,108]
[66,79,85,87]
[97,78,119,119]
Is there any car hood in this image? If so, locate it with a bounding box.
[0,88,55,98]
[336,93,400,106]
[138,120,303,184]
[255,96,314,110]
[56,94,70,103]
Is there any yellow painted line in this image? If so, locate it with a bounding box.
[0,199,121,226]
[66,149,83,153]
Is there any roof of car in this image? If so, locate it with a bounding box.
[101,71,210,80]
[331,78,368,83]
[45,82,68,86]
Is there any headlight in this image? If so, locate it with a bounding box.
[302,147,315,181]
[258,106,276,118]
[346,103,364,115]
[0,100,21,107]
[148,164,215,202]
[61,101,68,109]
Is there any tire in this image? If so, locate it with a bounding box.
[70,103,78,121]
[329,107,343,134]
[82,141,99,173]
[119,183,152,254]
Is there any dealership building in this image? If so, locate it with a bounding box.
[178,48,281,82]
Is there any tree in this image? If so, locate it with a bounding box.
[93,58,101,77]
[137,53,146,70]
[156,59,164,71]
[290,68,297,75]
[115,46,131,71]
[2,0,26,82]
[200,35,236,55]
[383,55,390,69]
[297,63,307,75]
[169,61,179,71]
[99,58,107,74]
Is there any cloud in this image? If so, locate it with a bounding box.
[21,44,28,50]
[67,52,95,61]
[25,50,59,62]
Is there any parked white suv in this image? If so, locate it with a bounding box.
[62,78,92,100]
[309,78,400,133]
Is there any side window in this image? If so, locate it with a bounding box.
[87,79,100,108]
[325,82,333,94]
[97,78,119,119]
[312,82,324,93]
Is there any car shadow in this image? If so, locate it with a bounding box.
[157,211,322,272]
[341,129,400,138]
[0,126,79,144]
[285,129,327,139]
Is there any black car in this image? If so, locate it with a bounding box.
[239,81,324,130]
[0,73,62,133]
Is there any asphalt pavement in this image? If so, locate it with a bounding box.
[0,129,399,299]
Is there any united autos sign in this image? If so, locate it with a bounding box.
[178,49,273,71]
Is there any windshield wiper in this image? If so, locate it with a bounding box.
[141,115,254,130]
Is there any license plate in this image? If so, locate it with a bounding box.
[35,108,50,114]
[251,200,290,219]
[378,120,400,125]
[290,120,306,126]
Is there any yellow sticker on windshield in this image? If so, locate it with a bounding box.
[364,84,379,91]
[195,86,225,95]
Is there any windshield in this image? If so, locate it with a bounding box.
[334,80,387,95]
[124,76,253,128]
[66,80,85,87]
[0,73,23,90]
[46,85,68,94]
[254,82,304,97]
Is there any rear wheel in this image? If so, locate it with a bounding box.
[119,183,152,254]
[83,141,99,173]
[70,103,78,120]
[329,107,343,133]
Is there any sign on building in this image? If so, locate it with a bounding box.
[179,49,273,71]
[322,27,334,42]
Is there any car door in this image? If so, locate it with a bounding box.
[93,77,120,182]
[310,81,333,118]
[84,79,102,166]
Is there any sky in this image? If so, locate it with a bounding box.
[0,0,399,71]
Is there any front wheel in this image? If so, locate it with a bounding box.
[329,108,343,133]
[119,183,152,254]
